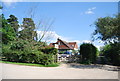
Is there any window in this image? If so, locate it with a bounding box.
[58,42,60,45]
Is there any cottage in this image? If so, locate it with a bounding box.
[49,38,78,54]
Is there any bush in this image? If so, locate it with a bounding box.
[40,47,58,55]
[80,43,98,64]
[39,54,54,65]
[10,39,28,51]
[40,47,58,64]
[2,40,56,65]
[101,43,120,66]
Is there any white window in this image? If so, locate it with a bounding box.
[55,44,58,49]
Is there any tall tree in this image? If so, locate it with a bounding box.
[25,4,54,42]
[19,18,37,40]
[7,15,19,36]
[0,14,16,44]
[92,14,120,43]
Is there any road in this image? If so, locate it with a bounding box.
[1,63,118,79]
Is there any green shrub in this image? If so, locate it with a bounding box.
[80,43,98,64]
[39,47,58,64]
[101,43,120,66]
[2,44,12,61]
[2,42,56,65]
[39,54,54,65]
[40,47,58,55]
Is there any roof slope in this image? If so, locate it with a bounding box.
[49,38,78,50]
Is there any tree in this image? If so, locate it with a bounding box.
[80,43,98,64]
[25,4,54,42]
[7,15,19,36]
[19,18,37,40]
[92,14,120,66]
[92,14,120,43]
[0,14,16,44]
[100,43,120,66]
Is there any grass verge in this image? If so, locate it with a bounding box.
[0,61,59,67]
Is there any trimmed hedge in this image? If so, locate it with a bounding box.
[80,43,98,64]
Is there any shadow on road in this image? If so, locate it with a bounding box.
[64,63,119,71]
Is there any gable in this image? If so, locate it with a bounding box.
[49,38,78,50]
[68,42,78,49]
[57,39,74,50]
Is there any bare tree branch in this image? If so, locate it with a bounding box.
[25,3,55,42]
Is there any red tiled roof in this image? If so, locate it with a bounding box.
[68,42,78,49]
[49,43,54,47]
[49,38,78,50]
[57,39,74,49]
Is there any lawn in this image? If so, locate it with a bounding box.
[0,60,59,67]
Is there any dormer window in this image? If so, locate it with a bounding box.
[58,42,60,45]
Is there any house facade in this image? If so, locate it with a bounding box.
[49,38,78,62]
[49,38,78,53]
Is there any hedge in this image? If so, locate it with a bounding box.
[101,43,120,66]
[80,43,98,64]
[2,40,58,65]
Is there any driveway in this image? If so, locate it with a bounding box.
[1,63,118,79]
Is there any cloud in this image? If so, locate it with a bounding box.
[36,31,81,45]
[88,7,96,10]
[36,31,104,50]
[85,7,96,14]
[37,31,65,43]
[95,45,104,50]
[81,40,92,43]
[36,31,93,46]
[85,10,94,14]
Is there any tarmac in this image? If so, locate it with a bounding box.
[1,63,118,79]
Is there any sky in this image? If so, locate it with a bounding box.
[1,1,118,49]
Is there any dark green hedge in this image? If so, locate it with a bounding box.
[101,43,120,66]
[80,43,98,64]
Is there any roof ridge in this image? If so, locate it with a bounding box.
[58,39,74,49]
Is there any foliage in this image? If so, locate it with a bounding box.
[79,43,98,64]
[93,14,120,43]
[72,50,78,54]
[19,18,37,40]
[7,15,19,36]
[0,14,16,44]
[40,47,58,55]
[92,14,120,66]
[100,43,120,66]
[1,14,57,65]
[39,47,58,64]
[10,39,29,51]
[2,39,57,65]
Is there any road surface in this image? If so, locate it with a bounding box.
[0,63,118,79]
